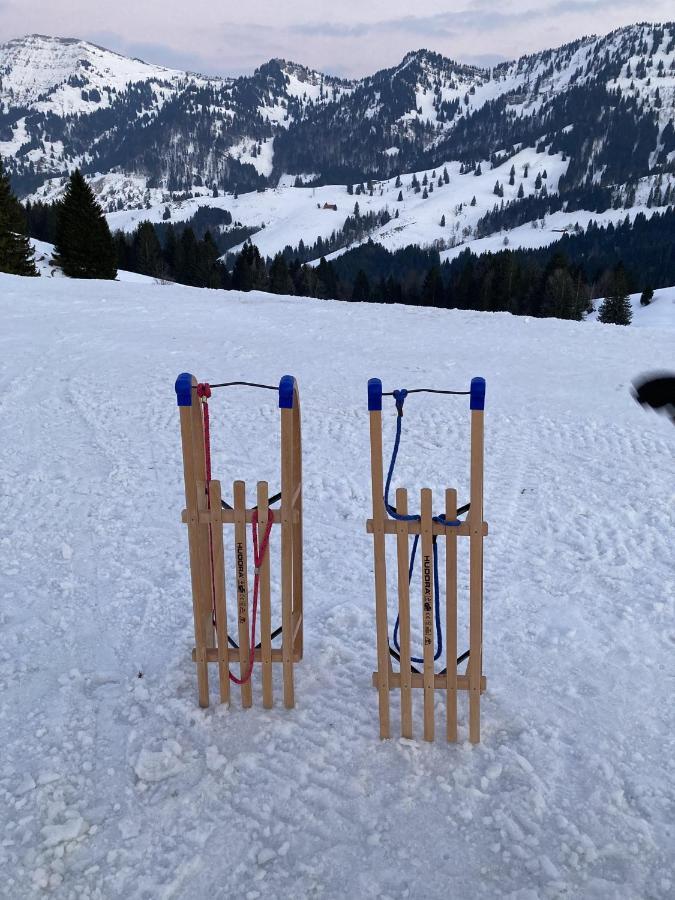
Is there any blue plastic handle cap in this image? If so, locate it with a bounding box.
[470,377,486,411]
[279,375,296,409]
[175,372,194,407]
[368,378,382,411]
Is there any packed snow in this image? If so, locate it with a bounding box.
[0,274,673,898]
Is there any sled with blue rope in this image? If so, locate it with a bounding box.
[367,377,488,743]
[175,374,303,711]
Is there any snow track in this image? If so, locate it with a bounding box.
[0,276,673,898]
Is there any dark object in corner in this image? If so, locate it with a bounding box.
[632,374,675,422]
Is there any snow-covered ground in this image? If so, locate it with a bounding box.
[89,149,572,260]
[30,239,154,284]
[0,274,673,898]
[588,286,675,330]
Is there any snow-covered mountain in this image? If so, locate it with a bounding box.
[0,34,352,194]
[3,25,675,269]
[2,24,674,201]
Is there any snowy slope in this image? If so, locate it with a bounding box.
[0,34,210,113]
[0,274,673,898]
[102,147,570,259]
[588,285,675,329]
[30,238,156,283]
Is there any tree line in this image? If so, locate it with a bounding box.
[3,166,667,326]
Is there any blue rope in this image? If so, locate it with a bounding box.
[384,389,446,663]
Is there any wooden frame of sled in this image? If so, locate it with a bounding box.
[367,377,488,743]
[175,373,303,709]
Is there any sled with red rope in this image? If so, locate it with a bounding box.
[175,373,303,710]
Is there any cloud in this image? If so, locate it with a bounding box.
[86,31,222,75]
[291,0,649,43]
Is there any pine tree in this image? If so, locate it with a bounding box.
[0,159,38,276]
[443,167,449,184]
[395,174,401,188]
[421,266,443,306]
[54,170,116,279]
[440,214,446,227]
[470,196,477,206]
[517,182,525,199]
[397,191,403,202]
[269,253,294,294]
[132,221,164,277]
[352,269,371,301]
[640,286,654,306]
[598,267,632,325]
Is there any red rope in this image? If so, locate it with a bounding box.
[196,382,274,687]
[229,508,274,685]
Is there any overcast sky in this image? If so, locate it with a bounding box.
[1,1,672,77]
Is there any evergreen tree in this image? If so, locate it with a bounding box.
[542,266,582,320]
[132,221,164,278]
[0,159,37,276]
[232,242,267,292]
[316,257,338,298]
[640,286,654,306]
[54,170,116,279]
[269,253,294,294]
[352,269,371,301]
[194,231,223,289]
[397,191,403,202]
[421,266,443,306]
[517,182,525,199]
[440,214,446,227]
[598,267,632,325]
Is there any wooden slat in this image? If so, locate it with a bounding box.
[209,480,230,705]
[258,482,273,708]
[395,488,413,739]
[291,388,304,660]
[446,488,458,741]
[420,488,435,742]
[233,480,253,708]
[189,395,216,654]
[194,647,302,664]
[366,519,488,537]
[178,388,209,708]
[280,405,295,708]
[372,671,486,692]
[182,506,300,525]
[369,408,390,738]
[469,407,485,743]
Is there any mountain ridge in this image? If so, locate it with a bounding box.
[1,24,674,211]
